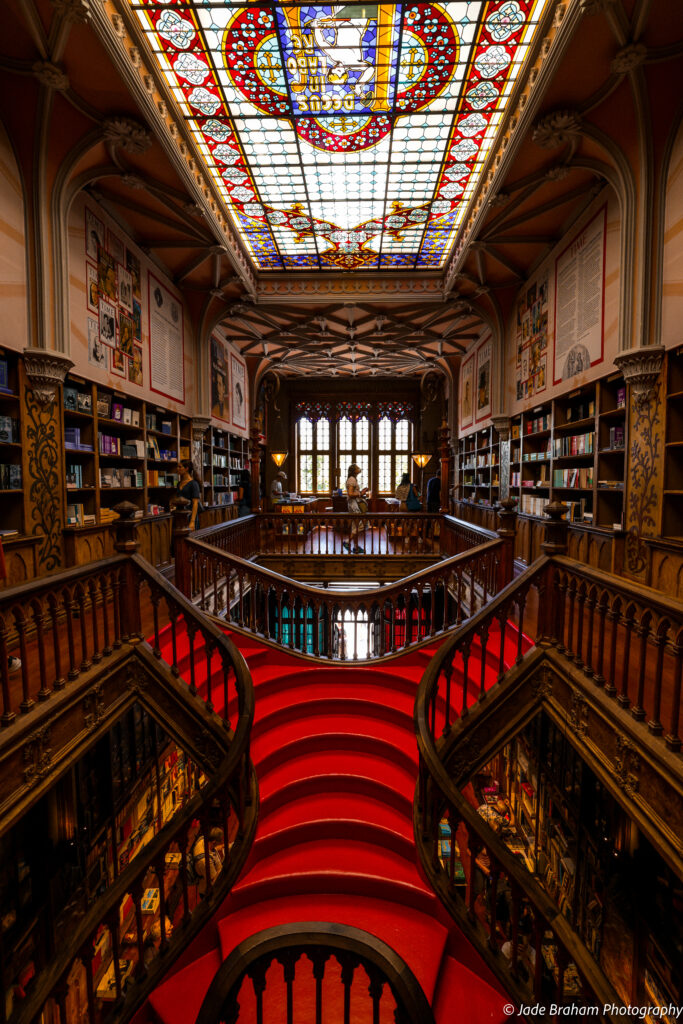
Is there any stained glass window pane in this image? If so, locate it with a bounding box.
[356,456,370,487]
[316,418,329,449]
[356,418,370,450]
[378,418,392,451]
[299,454,313,493]
[316,455,330,493]
[338,417,352,451]
[299,418,313,450]
[130,0,549,272]
[378,455,392,495]
[396,454,410,484]
[396,420,409,450]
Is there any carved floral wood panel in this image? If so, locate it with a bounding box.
[624,368,665,581]
[22,379,64,572]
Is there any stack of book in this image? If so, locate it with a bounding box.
[64,426,93,451]
[0,416,19,443]
[0,464,21,489]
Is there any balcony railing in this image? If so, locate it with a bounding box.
[413,505,683,1020]
[0,505,257,1024]
[196,923,436,1024]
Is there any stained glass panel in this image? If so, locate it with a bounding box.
[129,0,548,271]
[300,453,313,491]
[299,417,313,449]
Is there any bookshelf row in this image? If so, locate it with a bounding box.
[457,372,628,530]
[0,348,249,537]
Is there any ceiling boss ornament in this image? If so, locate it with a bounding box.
[129,0,549,272]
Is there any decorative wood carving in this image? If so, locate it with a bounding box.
[569,692,589,736]
[623,361,665,580]
[23,380,64,572]
[614,734,640,795]
[23,726,53,787]
[83,683,105,730]
[22,348,73,404]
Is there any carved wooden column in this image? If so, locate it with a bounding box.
[496,496,518,589]
[492,415,511,500]
[439,417,451,514]
[113,501,141,640]
[250,417,262,513]
[614,346,666,584]
[192,416,211,477]
[171,497,192,597]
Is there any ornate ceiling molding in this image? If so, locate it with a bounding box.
[532,109,583,149]
[102,116,152,155]
[32,61,69,91]
[255,276,446,304]
[610,43,647,75]
[51,0,91,24]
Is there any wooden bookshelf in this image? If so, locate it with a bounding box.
[663,348,683,539]
[202,426,249,514]
[457,425,499,507]
[0,349,25,537]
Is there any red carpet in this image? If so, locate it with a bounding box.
[142,626,527,1023]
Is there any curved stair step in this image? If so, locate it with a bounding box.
[257,791,414,843]
[257,749,416,803]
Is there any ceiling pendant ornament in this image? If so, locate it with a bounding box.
[102,117,153,155]
[532,109,582,148]
[32,61,69,91]
[51,0,91,24]
[128,0,549,272]
[610,43,648,75]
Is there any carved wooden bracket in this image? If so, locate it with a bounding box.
[614,345,665,402]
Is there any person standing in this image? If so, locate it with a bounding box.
[175,460,201,530]
[426,475,441,513]
[270,470,287,508]
[344,463,368,553]
[395,472,411,510]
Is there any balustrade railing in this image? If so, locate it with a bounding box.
[195,923,436,1024]
[0,505,257,1024]
[182,535,507,660]
[413,505,683,1019]
[184,507,497,560]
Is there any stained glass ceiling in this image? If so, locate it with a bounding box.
[130,1,548,272]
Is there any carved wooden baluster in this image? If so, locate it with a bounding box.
[448,807,461,892]
[442,661,453,736]
[509,883,521,977]
[205,641,214,712]
[213,568,219,617]
[250,575,257,633]
[429,679,437,737]
[479,621,490,702]
[456,568,464,626]
[169,610,179,676]
[187,620,198,696]
[112,571,122,648]
[80,938,97,1024]
[367,966,384,1024]
[416,586,424,644]
[341,957,356,1024]
[237,573,245,628]
[76,583,91,672]
[154,854,170,953]
[13,608,34,711]
[632,613,651,720]
[516,589,527,664]
[469,565,476,616]
[0,613,14,724]
[583,588,596,676]
[649,624,667,736]
[564,578,577,660]
[593,594,607,685]
[150,589,161,658]
[89,579,103,663]
[487,856,501,950]
[221,657,230,728]
[327,600,334,660]
[497,611,507,683]
[131,879,147,980]
[465,826,483,921]
[249,961,267,1024]
[605,599,620,697]
[178,829,191,926]
[106,910,123,1003]
[618,606,635,707]
[199,556,208,613]
[32,599,51,701]
[48,593,66,691]
[53,980,70,1024]
[665,635,682,752]
[554,573,567,652]
[574,584,586,668]
[461,639,472,717]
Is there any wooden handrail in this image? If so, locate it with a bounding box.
[196,923,436,1024]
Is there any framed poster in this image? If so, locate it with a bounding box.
[211,335,230,423]
[99,298,117,348]
[88,316,108,370]
[515,270,549,401]
[230,352,247,431]
[460,352,474,429]
[86,263,99,314]
[553,206,606,385]
[148,273,185,403]
[85,207,105,261]
[475,338,492,423]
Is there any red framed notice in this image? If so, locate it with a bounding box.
[148,272,185,404]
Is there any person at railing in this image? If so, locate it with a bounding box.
[396,473,422,512]
[176,460,202,530]
[237,469,252,518]
[344,463,368,553]
[477,797,514,837]
[270,470,287,508]
[426,475,441,513]
[191,828,224,897]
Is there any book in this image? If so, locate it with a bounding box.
[97,394,112,418]
[111,402,123,422]
[0,357,8,392]
[0,416,16,443]
[64,386,78,411]
[131,410,140,427]
[122,407,132,425]
[77,392,92,414]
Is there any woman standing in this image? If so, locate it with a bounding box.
[344,462,368,553]
[176,459,201,530]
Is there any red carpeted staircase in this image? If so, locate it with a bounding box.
[144,625,525,1023]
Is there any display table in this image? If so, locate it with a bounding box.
[273,497,321,512]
